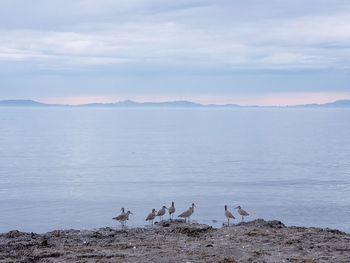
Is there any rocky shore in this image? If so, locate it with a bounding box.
[1,219,349,263]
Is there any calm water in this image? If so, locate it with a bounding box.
[0,107,349,233]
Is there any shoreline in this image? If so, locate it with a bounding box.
[1,219,349,263]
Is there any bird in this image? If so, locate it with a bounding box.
[224,205,235,226]
[156,206,168,222]
[145,209,157,225]
[113,210,133,227]
[235,206,249,222]
[168,201,175,221]
[178,203,196,223]
[113,208,125,222]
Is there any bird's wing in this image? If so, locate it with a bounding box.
[113,215,123,220]
[226,211,235,219]
[241,209,249,216]
[145,213,153,221]
[178,208,190,217]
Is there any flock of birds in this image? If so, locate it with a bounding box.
[112,202,249,227]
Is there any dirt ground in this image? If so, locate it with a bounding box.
[0,219,349,263]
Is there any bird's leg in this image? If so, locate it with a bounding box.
[228,218,229,226]
[241,215,244,222]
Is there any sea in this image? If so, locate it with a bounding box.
[0,107,349,233]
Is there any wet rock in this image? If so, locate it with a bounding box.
[323,228,346,235]
[41,237,49,247]
[5,230,24,238]
[171,224,213,237]
[219,257,238,263]
[237,218,286,228]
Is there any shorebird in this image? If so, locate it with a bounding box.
[178,203,196,223]
[113,207,125,222]
[156,206,168,221]
[224,205,235,226]
[113,210,133,227]
[145,209,157,225]
[168,201,175,220]
[235,206,249,222]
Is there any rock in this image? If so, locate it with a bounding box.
[0,220,349,262]
[5,230,23,238]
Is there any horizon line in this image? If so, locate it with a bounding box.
[1,98,350,108]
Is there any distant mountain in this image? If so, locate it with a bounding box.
[322,100,350,107]
[294,100,350,108]
[0,99,349,108]
[0,100,48,107]
[79,100,204,108]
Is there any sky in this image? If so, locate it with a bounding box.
[0,0,350,106]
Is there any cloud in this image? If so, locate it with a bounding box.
[0,0,350,104]
[1,4,350,71]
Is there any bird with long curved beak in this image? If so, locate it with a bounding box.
[113,208,125,222]
[224,205,235,226]
[235,205,249,222]
[156,206,168,222]
[145,209,157,225]
[113,210,133,227]
[178,203,196,223]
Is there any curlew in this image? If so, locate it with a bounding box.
[145,209,157,225]
[224,205,235,226]
[113,207,125,223]
[168,201,176,221]
[235,205,249,222]
[113,210,133,227]
[178,203,196,223]
[156,206,168,222]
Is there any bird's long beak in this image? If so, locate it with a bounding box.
[234,206,239,209]
[130,212,134,215]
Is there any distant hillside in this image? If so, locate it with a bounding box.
[80,100,204,108]
[0,100,48,107]
[0,99,349,108]
[322,100,350,107]
[295,100,350,108]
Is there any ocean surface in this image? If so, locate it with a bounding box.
[0,107,349,233]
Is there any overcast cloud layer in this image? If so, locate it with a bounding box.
[1,0,350,105]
